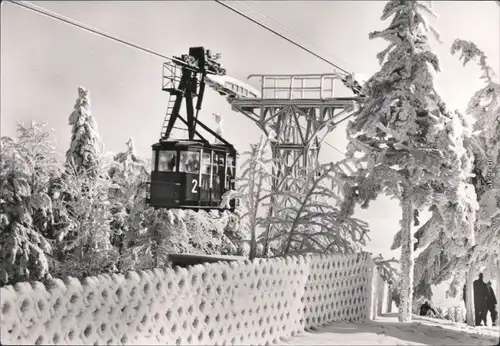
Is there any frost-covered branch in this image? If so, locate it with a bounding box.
[223,136,371,259]
[373,253,400,284]
[264,161,371,257]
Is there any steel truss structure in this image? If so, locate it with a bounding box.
[227,73,364,255]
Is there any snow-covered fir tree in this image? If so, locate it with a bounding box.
[124,205,247,270]
[412,40,500,326]
[66,86,100,177]
[453,39,500,269]
[408,112,476,301]
[269,159,371,257]
[15,122,61,239]
[49,87,117,279]
[0,122,57,285]
[106,138,149,268]
[53,162,118,279]
[233,136,273,259]
[182,210,243,255]
[108,138,149,184]
[452,40,499,325]
[227,134,370,259]
[343,0,476,322]
[412,227,468,300]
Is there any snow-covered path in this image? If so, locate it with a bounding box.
[280,313,500,345]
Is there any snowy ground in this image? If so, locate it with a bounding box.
[280,313,500,345]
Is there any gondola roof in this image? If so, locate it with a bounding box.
[152,139,237,153]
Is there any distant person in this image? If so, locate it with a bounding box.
[486,281,498,327]
[473,273,488,326]
[463,284,469,324]
[419,301,437,317]
[168,154,177,172]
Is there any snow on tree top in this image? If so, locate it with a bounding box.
[66,86,101,176]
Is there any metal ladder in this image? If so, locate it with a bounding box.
[160,93,188,139]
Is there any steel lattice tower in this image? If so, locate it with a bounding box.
[220,73,363,255]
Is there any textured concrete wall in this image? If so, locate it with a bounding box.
[374,272,390,317]
[1,252,386,345]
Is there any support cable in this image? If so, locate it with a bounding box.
[234,0,353,70]
[214,0,349,155]
[214,0,349,74]
[6,0,180,63]
[7,0,348,155]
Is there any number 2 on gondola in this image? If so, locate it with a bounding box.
[191,179,198,194]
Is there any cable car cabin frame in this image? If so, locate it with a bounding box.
[147,140,237,210]
[146,46,238,211]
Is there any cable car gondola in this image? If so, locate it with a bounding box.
[146,47,237,211]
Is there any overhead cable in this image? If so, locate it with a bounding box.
[7,0,178,62]
[235,1,353,70]
[8,0,347,155]
[214,0,350,75]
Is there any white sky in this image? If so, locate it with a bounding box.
[1,0,499,305]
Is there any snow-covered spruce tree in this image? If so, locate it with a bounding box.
[0,122,58,285]
[411,120,481,325]
[124,198,246,270]
[413,40,500,326]
[124,206,246,270]
[412,228,470,301]
[53,162,118,279]
[108,138,149,192]
[266,160,371,257]
[223,135,370,259]
[405,112,477,304]
[181,210,245,255]
[223,136,273,259]
[343,0,476,322]
[66,86,100,177]
[14,122,61,240]
[124,207,190,269]
[51,87,118,279]
[450,39,500,325]
[106,138,149,269]
[452,39,500,269]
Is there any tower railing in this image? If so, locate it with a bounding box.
[162,62,186,92]
[247,73,341,100]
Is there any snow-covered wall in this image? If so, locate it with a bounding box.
[373,270,391,318]
[1,253,388,345]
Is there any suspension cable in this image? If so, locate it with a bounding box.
[214,0,349,75]
[217,1,348,155]
[234,1,353,71]
[7,0,348,155]
[6,0,180,63]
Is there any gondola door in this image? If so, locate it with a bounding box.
[211,152,225,203]
[180,149,202,203]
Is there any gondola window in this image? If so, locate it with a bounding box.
[158,151,177,172]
